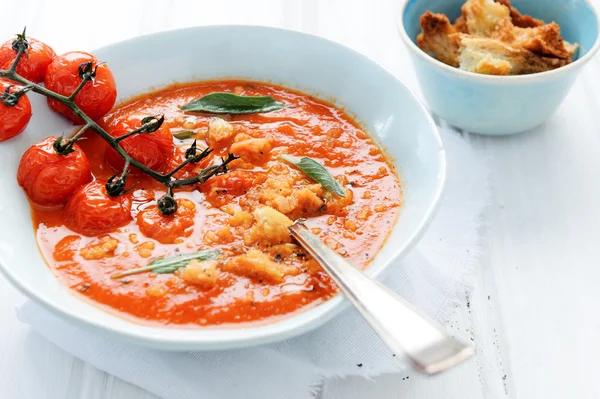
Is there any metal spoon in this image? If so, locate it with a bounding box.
[289,221,473,375]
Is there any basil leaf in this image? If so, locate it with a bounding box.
[172,130,195,140]
[181,92,284,114]
[112,250,221,279]
[279,155,346,197]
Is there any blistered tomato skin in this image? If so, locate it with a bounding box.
[64,180,132,236]
[0,37,56,83]
[105,119,174,174]
[17,136,92,208]
[0,79,32,142]
[44,52,117,124]
[136,199,196,244]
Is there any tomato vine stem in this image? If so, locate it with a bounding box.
[0,29,239,215]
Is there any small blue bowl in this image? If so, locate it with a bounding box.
[399,0,600,135]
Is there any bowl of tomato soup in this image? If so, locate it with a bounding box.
[0,26,445,350]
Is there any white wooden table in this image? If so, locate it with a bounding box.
[2,0,599,398]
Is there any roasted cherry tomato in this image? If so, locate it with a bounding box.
[0,79,32,141]
[64,180,132,236]
[136,198,195,244]
[166,144,214,179]
[0,37,56,83]
[105,116,174,174]
[44,52,116,124]
[17,136,92,208]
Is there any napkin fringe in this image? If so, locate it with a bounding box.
[434,219,487,323]
[309,377,324,397]
[434,134,491,324]
[311,364,408,397]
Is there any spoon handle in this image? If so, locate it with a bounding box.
[289,222,472,375]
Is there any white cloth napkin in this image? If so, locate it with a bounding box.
[17,126,489,399]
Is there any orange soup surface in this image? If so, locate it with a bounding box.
[32,81,402,327]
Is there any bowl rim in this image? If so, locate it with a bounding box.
[0,24,447,350]
[397,0,600,83]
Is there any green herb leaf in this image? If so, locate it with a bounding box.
[172,130,195,140]
[279,155,346,197]
[112,250,220,279]
[181,92,284,114]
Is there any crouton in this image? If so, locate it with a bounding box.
[80,235,118,260]
[324,184,354,216]
[417,0,578,75]
[229,210,254,228]
[207,118,235,147]
[459,36,571,75]
[454,15,469,33]
[176,259,220,289]
[461,0,510,37]
[230,134,273,164]
[270,185,325,217]
[216,226,235,243]
[417,12,462,67]
[495,0,545,28]
[224,248,296,283]
[244,206,293,246]
[503,23,577,59]
[147,285,168,297]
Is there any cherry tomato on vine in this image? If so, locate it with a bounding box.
[0,37,56,83]
[104,116,174,174]
[17,136,92,208]
[64,180,132,236]
[136,198,196,244]
[0,79,32,142]
[166,144,214,179]
[44,51,116,124]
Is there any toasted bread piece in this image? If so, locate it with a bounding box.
[417,11,461,67]
[459,36,572,75]
[454,15,469,33]
[564,41,580,59]
[461,0,511,37]
[494,0,545,28]
[492,19,576,59]
[460,0,577,60]
[416,0,578,75]
[459,51,512,75]
[513,23,577,59]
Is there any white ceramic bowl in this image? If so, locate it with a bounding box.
[0,26,445,350]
